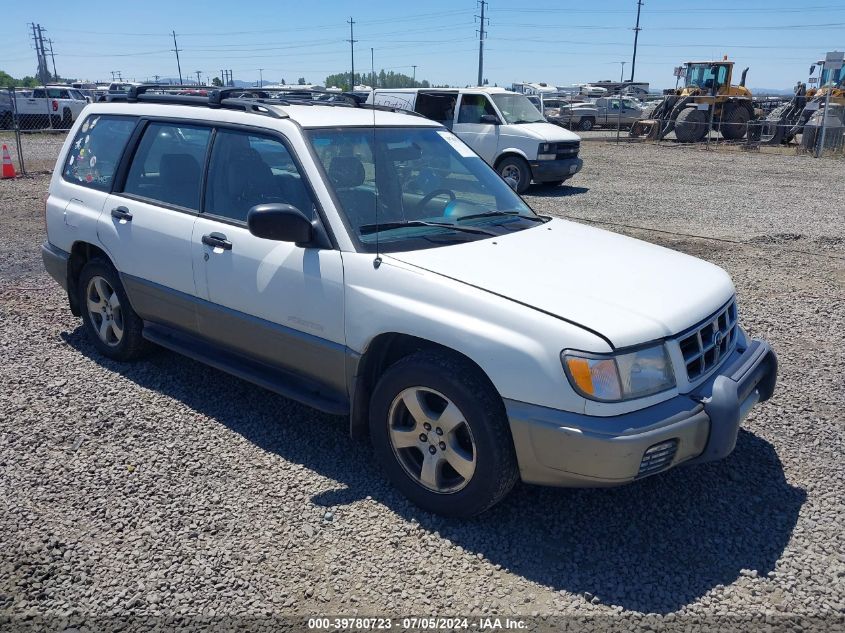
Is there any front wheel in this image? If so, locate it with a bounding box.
[497,156,531,194]
[369,351,519,517]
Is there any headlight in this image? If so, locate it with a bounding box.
[562,344,676,402]
[539,142,553,153]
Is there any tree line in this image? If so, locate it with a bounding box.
[324,70,440,91]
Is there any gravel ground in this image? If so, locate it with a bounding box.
[1,142,844,632]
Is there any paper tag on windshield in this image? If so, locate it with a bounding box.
[437,131,476,158]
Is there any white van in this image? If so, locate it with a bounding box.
[370,87,583,193]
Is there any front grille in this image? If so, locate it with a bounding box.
[637,440,679,478]
[552,141,580,158]
[678,300,738,381]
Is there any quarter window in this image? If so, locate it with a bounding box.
[204,129,315,223]
[123,123,212,211]
[62,115,137,191]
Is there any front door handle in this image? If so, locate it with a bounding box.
[111,206,132,222]
[202,232,232,251]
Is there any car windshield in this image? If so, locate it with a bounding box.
[490,94,545,124]
[307,127,539,253]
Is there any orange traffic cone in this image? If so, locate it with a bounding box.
[1,144,16,179]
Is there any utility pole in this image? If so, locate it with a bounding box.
[370,48,374,88]
[412,65,417,87]
[258,68,264,88]
[229,70,234,86]
[347,17,357,91]
[171,30,183,84]
[153,74,160,83]
[47,38,58,81]
[619,61,626,83]
[475,1,488,87]
[630,0,643,82]
[195,70,202,85]
[30,23,50,84]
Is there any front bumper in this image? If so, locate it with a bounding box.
[506,337,777,487]
[529,157,583,183]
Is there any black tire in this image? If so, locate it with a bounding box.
[369,351,519,517]
[496,155,531,194]
[61,108,73,129]
[77,258,149,361]
[674,107,708,143]
[578,117,595,131]
[719,103,750,140]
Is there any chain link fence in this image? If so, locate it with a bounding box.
[547,91,844,157]
[2,86,79,176]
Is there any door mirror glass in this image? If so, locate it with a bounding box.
[247,203,313,245]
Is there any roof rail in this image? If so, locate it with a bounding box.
[124,84,286,118]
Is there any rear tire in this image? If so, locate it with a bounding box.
[674,107,708,143]
[578,117,594,131]
[369,351,519,517]
[496,155,531,194]
[78,259,149,361]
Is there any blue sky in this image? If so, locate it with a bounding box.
[1,1,844,90]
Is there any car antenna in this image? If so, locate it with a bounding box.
[372,91,382,269]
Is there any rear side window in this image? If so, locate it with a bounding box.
[204,129,315,222]
[123,123,212,211]
[62,115,137,191]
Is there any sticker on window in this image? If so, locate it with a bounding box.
[436,131,476,158]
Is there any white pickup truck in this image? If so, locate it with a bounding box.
[13,86,88,129]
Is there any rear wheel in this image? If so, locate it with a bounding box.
[497,155,531,194]
[719,103,750,140]
[578,117,594,131]
[674,107,708,143]
[369,351,519,517]
[78,259,149,361]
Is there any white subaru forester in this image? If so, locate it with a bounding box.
[42,87,777,517]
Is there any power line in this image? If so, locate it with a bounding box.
[475,0,488,86]
[171,30,183,84]
[347,17,357,89]
[630,0,643,82]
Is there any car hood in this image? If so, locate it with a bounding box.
[502,122,580,142]
[387,218,735,349]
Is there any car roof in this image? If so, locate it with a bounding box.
[81,101,441,129]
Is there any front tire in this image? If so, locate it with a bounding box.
[497,156,531,194]
[674,107,708,143]
[78,259,149,361]
[369,351,519,517]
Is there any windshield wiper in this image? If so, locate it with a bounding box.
[358,220,496,236]
[455,210,546,223]
[510,119,543,124]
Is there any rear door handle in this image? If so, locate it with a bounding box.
[111,206,132,222]
[202,232,232,251]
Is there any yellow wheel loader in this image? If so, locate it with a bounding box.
[631,58,754,143]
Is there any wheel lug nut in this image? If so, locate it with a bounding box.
[439,441,446,450]
[419,434,427,442]
[428,446,436,455]
[423,423,431,431]
[435,427,443,436]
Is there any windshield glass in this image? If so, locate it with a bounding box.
[307,127,538,253]
[685,64,729,90]
[821,66,845,87]
[490,94,545,124]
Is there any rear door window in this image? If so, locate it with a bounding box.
[62,115,137,191]
[123,123,212,211]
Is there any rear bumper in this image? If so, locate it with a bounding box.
[529,157,583,183]
[506,336,778,487]
[42,241,70,290]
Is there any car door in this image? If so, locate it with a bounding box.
[191,126,346,395]
[451,93,499,164]
[99,120,212,333]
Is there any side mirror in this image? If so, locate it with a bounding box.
[480,114,500,125]
[247,203,313,245]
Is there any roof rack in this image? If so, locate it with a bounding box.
[119,84,428,120]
